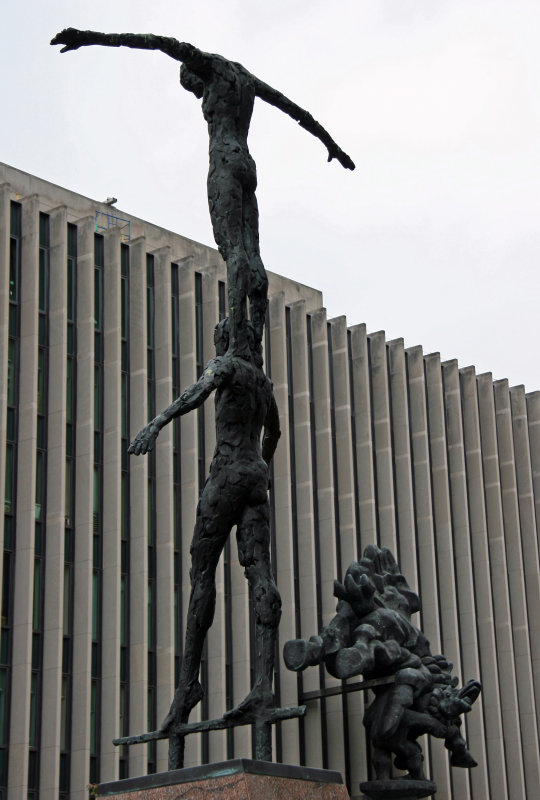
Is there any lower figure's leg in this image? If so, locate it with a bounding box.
[162,517,228,732]
[226,504,281,718]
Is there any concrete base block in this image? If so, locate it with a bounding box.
[97,758,350,799]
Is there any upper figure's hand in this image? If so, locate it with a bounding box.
[128,416,164,455]
[50,28,86,53]
[327,144,355,171]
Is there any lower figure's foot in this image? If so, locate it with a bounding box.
[224,685,275,722]
[283,638,323,671]
[160,681,204,733]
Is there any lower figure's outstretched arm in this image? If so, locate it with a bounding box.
[51,28,209,73]
[254,78,355,170]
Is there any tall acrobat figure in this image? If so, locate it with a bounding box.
[128,319,281,768]
[51,27,355,768]
[51,28,355,355]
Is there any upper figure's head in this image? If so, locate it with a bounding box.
[180,64,204,98]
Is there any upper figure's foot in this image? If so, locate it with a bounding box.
[283,638,323,671]
[224,685,275,722]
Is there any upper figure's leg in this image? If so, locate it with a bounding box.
[225,496,281,718]
[241,190,268,346]
[207,160,250,355]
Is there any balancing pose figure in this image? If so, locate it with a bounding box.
[128,319,281,766]
[51,27,355,356]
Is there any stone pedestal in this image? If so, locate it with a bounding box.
[97,758,350,799]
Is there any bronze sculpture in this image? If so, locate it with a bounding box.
[284,545,481,798]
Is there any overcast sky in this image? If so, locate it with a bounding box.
[2,1,539,391]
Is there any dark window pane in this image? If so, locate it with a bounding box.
[59,752,70,791]
[63,565,71,635]
[37,416,45,450]
[39,213,49,248]
[66,359,73,423]
[62,637,70,675]
[66,424,73,457]
[6,408,15,443]
[38,315,46,347]
[9,239,18,301]
[120,647,127,683]
[29,674,38,747]
[1,555,11,627]
[0,669,7,746]
[7,342,15,408]
[90,683,98,753]
[34,523,43,557]
[4,446,13,514]
[67,260,74,321]
[91,642,99,678]
[35,452,44,519]
[2,517,12,552]
[64,528,74,563]
[33,562,42,630]
[94,269,102,330]
[0,630,8,665]
[10,202,21,236]
[67,323,74,355]
[92,573,99,640]
[68,223,77,256]
[39,251,47,312]
[37,350,45,412]
[8,304,17,337]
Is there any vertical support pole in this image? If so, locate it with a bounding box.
[255,721,272,762]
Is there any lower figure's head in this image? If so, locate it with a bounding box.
[180,64,204,98]
[214,318,230,356]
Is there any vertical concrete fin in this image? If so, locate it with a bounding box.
[100,228,122,780]
[8,194,40,800]
[460,365,508,799]
[126,236,149,778]
[40,204,68,796]
[367,330,397,553]
[493,379,540,796]
[509,385,540,733]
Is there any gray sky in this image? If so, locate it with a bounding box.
[2,0,539,391]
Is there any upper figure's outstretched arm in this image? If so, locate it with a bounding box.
[254,77,355,170]
[50,28,211,77]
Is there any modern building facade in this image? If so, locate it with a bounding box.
[0,162,539,800]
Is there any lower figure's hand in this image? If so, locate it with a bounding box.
[128,418,162,455]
